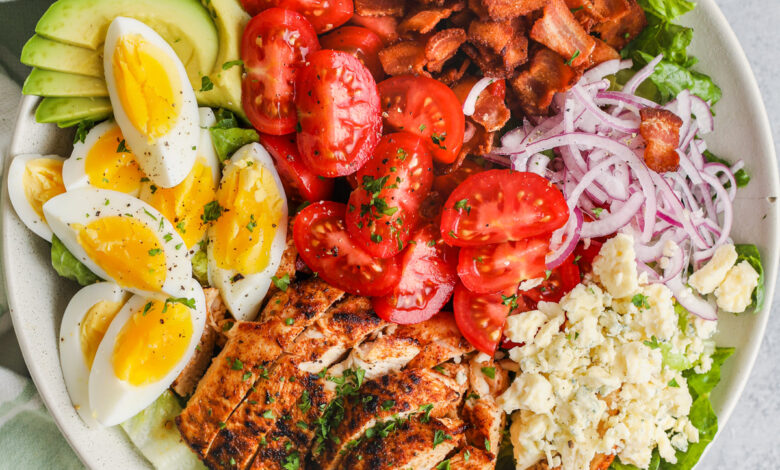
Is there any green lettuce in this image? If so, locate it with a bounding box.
[120,391,205,470]
[703,151,751,188]
[209,109,259,162]
[51,235,101,286]
[734,244,765,312]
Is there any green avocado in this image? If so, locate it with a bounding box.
[23,68,108,97]
[34,0,219,90]
[194,0,249,118]
[35,97,113,124]
[21,35,103,78]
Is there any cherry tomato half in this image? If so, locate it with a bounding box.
[240,0,353,34]
[258,133,334,202]
[346,133,433,258]
[320,26,385,81]
[378,75,465,165]
[349,14,399,45]
[453,282,513,355]
[458,236,550,294]
[573,239,603,277]
[241,8,320,135]
[440,170,569,247]
[296,50,382,177]
[373,225,458,324]
[293,201,401,296]
[525,253,580,303]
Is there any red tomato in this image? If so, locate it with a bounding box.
[240,0,353,33]
[378,76,465,165]
[525,253,580,303]
[320,26,384,81]
[458,237,550,294]
[346,133,434,258]
[440,170,569,247]
[373,225,458,324]
[453,282,513,355]
[296,50,382,177]
[241,8,320,135]
[257,133,333,202]
[293,201,401,296]
[432,159,487,197]
[573,239,603,276]
[349,14,399,45]
[451,77,506,104]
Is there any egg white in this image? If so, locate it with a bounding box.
[197,107,221,186]
[59,282,128,427]
[103,17,199,188]
[7,153,65,241]
[208,143,288,321]
[88,279,206,426]
[42,188,191,298]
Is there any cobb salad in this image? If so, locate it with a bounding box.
[9,0,766,469]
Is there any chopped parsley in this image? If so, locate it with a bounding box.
[200,76,214,91]
[246,214,257,232]
[230,358,244,370]
[430,132,447,150]
[454,198,471,214]
[272,274,291,292]
[73,120,95,144]
[419,403,434,423]
[262,410,275,419]
[643,336,662,349]
[592,207,604,218]
[501,294,519,310]
[222,59,244,70]
[565,49,581,66]
[201,201,225,223]
[147,248,162,256]
[432,430,452,448]
[632,293,651,310]
[116,139,129,153]
[161,297,196,313]
[142,302,153,316]
[436,460,451,470]
[481,366,496,379]
[381,399,395,410]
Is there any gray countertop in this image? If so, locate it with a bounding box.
[0,0,778,468]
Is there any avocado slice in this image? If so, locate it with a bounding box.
[21,35,103,78]
[34,0,219,90]
[23,69,108,98]
[194,0,248,118]
[35,97,112,124]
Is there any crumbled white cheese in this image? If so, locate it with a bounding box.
[592,233,640,298]
[714,260,760,313]
[689,244,738,294]
[503,235,716,470]
[519,277,545,291]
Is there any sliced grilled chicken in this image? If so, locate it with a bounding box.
[445,445,496,469]
[395,312,474,369]
[172,287,227,397]
[176,278,344,458]
[204,296,384,469]
[260,220,297,318]
[315,365,468,470]
[462,356,509,458]
[341,416,465,470]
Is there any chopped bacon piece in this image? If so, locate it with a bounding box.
[509,47,578,116]
[425,28,467,72]
[351,13,401,44]
[462,32,528,78]
[468,0,549,20]
[468,17,519,55]
[379,40,429,76]
[398,0,466,34]
[530,0,596,68]
[588,0,631,21]
[591,0,646,49]
[435,58,471,85]
[639,108,682,173]
[453,76,510,132]
[588,37,620,65]
[354,0,407,17]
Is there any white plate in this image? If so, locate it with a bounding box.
[3,1,778,468]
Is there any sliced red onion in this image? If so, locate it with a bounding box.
[463,121,476,143]
[623,54,663,95]
[667,275,718,320]
[690,95,714,134]
[581,192,645,238]
[582,59,632,83]
[462,77,495,116]
[546,208,583,269]
[596,91,660,111]
[572,86,640,134]
[527,154,551,176]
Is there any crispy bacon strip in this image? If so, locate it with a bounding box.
[509,47,578,116]
[468,17,519,55]
[379,40,429,76]
[530,0,596,68]
[588,37,621,66]
[468,0,549,20]
[436,58,471,85]
[465,17,528,77]
[591,0,646,50]
[399,0,466,34]
[354,0,406,17]
[639,108,682,173]
[425,28,467,73]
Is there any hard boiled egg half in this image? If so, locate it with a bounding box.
[103,17,199,188]
[7,153,66,241]
[60,282,129,426]
[43,188,190,298]
[208,143,288,321]
[88,279,206,426]
[138,108,221,249]
[64,120,146,197]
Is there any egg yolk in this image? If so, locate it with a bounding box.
[80,298,127,369]
[22,158,65,221]
[112,34,182,141]
[111,299,192,386]
[76,216,166,292]
[85,126,145,194]
[211,159,284,275]
[140,158,216,248]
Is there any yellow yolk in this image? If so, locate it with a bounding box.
[140,158,216,248]
[79,299,126,369]
[76,216,166,292]
[22,158,65,221]
[85,126,145,194]
[111,299,192,386]
[212,160,284,275]
[112,34,182,141]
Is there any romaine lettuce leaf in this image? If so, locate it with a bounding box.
[120,391,206,470]
[638,0,695,22]
[703,151,751,188]
[734,244,765,311]
[51,235,101,286]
